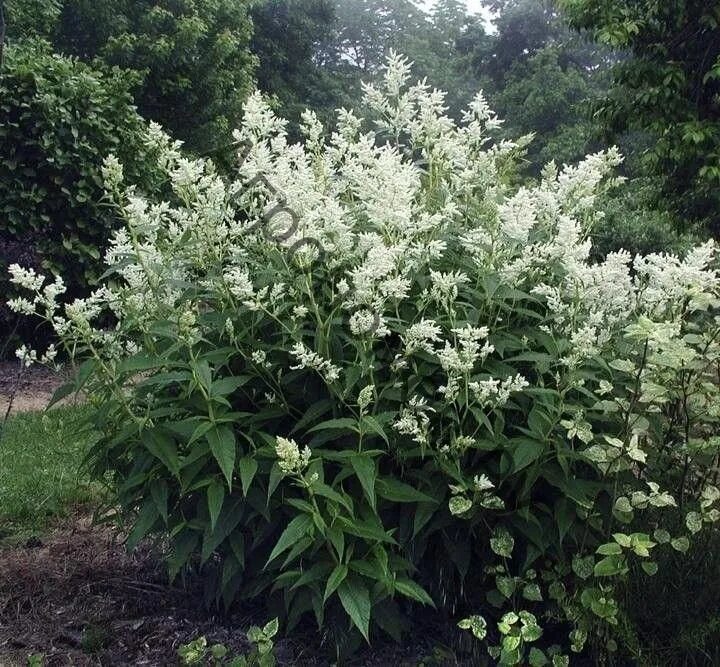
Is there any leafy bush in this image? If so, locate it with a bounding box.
[179,619,278,666]
[0,40,162,293]
[3,0,62,41]
[8,54,720,663]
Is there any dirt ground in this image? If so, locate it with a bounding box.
[0,512,268,666]
[0,362,70,415]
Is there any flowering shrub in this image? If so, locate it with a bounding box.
[8,53,720,663]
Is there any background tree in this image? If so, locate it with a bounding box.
[559,0,720,234]
[492,46,604,169]
[48,0,257,161]
[3,0,61,43]
[414,0,486,114]
[457,0,613,170]
[250,0,350,130]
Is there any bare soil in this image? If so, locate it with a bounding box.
[0,362,71,415]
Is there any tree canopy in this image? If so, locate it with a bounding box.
[560,0,720,232]
[5,0,257,159]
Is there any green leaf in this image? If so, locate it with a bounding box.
[142,430,180,476]
[641,561,658,576]
[394,578,435,607]
[324,564,348,603]
[207,425,236,489]
[413,502,438,538]
[596,542,623,556]
[263,618,279,638]
[127,500,159,551]
[292,398,335,434]
[150,480,169,524]
[360,415,389,444]
[511,438,544,472]
[496,576,516,598]
[349,559,383,580]
[521,622,543,642]
[168,529,200,580]
[289,562,329,591]
[613,533,632,548]
[350,454,377,511]
[528,647,549,666]
[312,482,354,513]
[266,514,314,566]
[653,528,671,544]
[210,375,251,397]
[671,536,690,553]
[195,360,213,391]
[594,555,627,577]
[522,583,543,601]
[238,457,258,497]
[118,354,168,373]
[572,555,594,579]
[327,525,345,560]
[207,480,225,532]
[490,528,514,558]
[338,516,396,544]
[201,498,245,562]
[267,462,283,501]
[376,478,435,504]
[47,381,75,408]
[685,511,703,534]
[458,615,487,640]
[307,418,359,434]
[337,578,372,642]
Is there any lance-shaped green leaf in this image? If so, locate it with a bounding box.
[350,454,376,511]
[207,425,236,489]
[338,578,371,642]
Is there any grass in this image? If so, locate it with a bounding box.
[0,405,97,532]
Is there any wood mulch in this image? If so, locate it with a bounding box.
[1,512,242,666]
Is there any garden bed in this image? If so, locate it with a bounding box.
[0,511,442,666]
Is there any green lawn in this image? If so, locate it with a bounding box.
[0,406,97,530]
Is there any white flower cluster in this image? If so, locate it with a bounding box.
[289,343,341,383]
[275,436,311,476]
[469,374,530,409]
[393,396,434,447]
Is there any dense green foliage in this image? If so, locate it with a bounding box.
[3,0,62,41]
[468,1,611,170]
[249,0,488,128]
[0,40,161,290]
[560,0,720,234]
[1,1,254,339]
[249,0,347,131]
